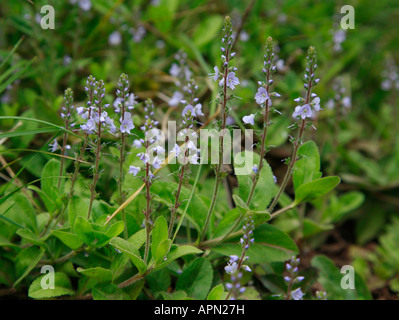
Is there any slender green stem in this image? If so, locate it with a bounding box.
[119,101,127,238]
[69,134,88,198]
[57,124,68,189]
[87,134,101,219]
[144,159,151,263]
[268,118,306,213]
[221,66,272,241]
[268,60,315,213]
[87,87,104,220]
[172,164,202,244]
[200,168,222,241]
[200,46,230,241]
[120,133,128,239]
[168,162,186,238]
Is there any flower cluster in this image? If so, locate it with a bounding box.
[168,52,192,107]
[224,214,254,299]
[61,88,75,124]
[242,37,281,126]
[292,47,321,120]
[129,99,162,178]
[172,79,203,166]
[210,16,240,93]
[381,57,399,92]
[114,73,137,134]
[332,29,346,53]
[77,76,113,135]
[70,0,91,11]
[315,290,328,300]
[50,88,75,153]
[284,256,305,300]
[326,77,351,113]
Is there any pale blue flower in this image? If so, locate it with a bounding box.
[138,152,150,165]
[311,96,321,111]
[133,139,142,148]
[242,114,255,125]
[292,104,312,119]
[109,31,122,46]
[194,103,204,117]
[170,143,180,156]
[169,91,184,107]
[255,87,269,105]
[128,166,140,176]
[291,288,304,300]
[120,118,134,134]
[225,262,238,274]
[210,66,220,82]
[153,156,162,169]
[49,139,59,152]
[169,63,180,77]
[226,72,240,90]
[190,153,199,165]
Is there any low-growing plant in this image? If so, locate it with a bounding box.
[0,10,374,301]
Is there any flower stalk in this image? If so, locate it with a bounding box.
[268,46,319,213]
[201,16,239,241]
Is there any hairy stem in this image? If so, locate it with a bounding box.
[268,118,306,213]
[143,142,152,263]
[200,48,230,241]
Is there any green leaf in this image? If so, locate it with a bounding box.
[323,191,365,223]
[110,253,129,282]
[207,284,228,300]
[293,140,321,190]
[109,237,147,275]
[252,210,271,226]
[106,221,125,238]
[68,196,89,233]
[74,217,95,245]
[154,245,203,271]
[176,258,213,300]
[155,239,172,266]
[234,151,275,210]
[0,57,36,94]
[128,229,146,249]
[28,185,57,213]
[159,290,190,300]
[146,268,171,293]
[294,176,341,205]
[145,0,178,33]
[232,195,270,225]
[211,224,298,263]
[302,219,333,238]
[151,216,169,262]
[28,272,74,299]
[92,283,130,300]
[77,267,112,283]
[3,192,37,232]
[151,181,208,231]
[14,246,46,287]
[16,228,46,247]
[193,15,224,48]
[51,230,83,250]
[232,194,248,212]
[41,159,61,198]
[125,279,145,300]
[212,208,241,238]
[0,127,60,140]
[311,255,371,300]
